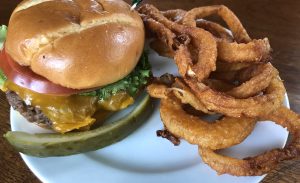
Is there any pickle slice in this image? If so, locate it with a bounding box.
[4,94,153,157]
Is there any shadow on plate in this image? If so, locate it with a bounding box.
[84,151,200,174]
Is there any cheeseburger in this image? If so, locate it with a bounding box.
[0,0,150,133]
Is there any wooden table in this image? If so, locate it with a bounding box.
[1,0,300,182]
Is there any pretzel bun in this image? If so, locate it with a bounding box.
[5,0,145,89]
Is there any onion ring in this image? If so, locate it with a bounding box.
[182,5,250,42]
[147,76,210,114]
[215,61,251,72]
[212,62,275,83]
[142,4,299,176]
[150,39,175,58]
[143,18,175,51]
[182,5,271,63]
[146,83,170,99]
[172,78,211,114]
[148,19,234,59]
[211,64,260,83]
[185,76,286,117]
[149,9,187,57]
[226,63,279,99]
[199,106,300,176]
[177,28,217,80]
[217,38,272,63]
[143,17,176,58]
[160,97,257,150]
[148,64,280,114]
[203,79,235,92]
[174,45,193,77]
[196,20,234,42]
[139,4,218,81]
[162,9,187,23]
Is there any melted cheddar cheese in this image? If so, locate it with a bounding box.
[4,81,134,133]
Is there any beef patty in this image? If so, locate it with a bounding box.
[6,90,52,128]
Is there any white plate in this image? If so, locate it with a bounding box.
[11,50,290,183]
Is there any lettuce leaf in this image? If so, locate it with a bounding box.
[0,25,7,87]
[0,69,7,87]
[0,25,7,50]
[80,51,152,100]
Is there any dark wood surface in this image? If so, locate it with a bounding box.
[1,0,300,182]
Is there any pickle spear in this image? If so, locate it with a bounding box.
[4,94,152,157]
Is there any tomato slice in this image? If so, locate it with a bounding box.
[0,49,86,95]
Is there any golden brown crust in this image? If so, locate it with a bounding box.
[160,97,257,150]
[5,0,145,89]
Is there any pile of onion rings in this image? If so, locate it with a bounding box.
[139,4,300,176]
